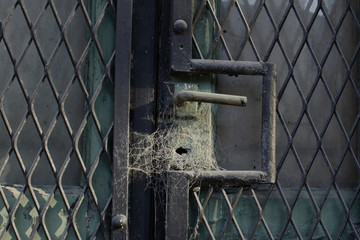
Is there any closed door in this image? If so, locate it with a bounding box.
[0,0,359,239]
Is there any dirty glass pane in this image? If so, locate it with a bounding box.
[189,0,360,239]
[0,0,115,238]
[0,0,86,185]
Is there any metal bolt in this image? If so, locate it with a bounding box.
[173,19,188,34]
[112,214,127,231]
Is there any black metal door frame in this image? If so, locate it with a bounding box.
[113,0,161,239]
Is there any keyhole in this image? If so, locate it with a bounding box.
[176,147,188,155]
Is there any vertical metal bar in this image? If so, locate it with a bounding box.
[262,63,277,183]
[129,0,159,238]
[157,0,173,238]
[357,2,360,185]
[166,172,189,240]
[112,0,133,239]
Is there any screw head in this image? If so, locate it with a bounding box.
[112,214,127,231]
[173,19,188,34]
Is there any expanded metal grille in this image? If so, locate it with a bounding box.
[0,0,115,238]
[189,0,360,239]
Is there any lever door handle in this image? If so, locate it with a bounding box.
[174,90,247,107]
[170,62,277,184]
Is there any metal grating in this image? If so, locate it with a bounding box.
[0,0,115,238]
[189,0,360,239]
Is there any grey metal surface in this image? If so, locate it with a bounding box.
[262,63,277,183]
[216,75,263,171]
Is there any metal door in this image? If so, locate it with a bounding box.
[158,0,360,239]
[1,0,360,239]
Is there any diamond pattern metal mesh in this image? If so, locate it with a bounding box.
[189,0,360,239]
[0,0,115,238]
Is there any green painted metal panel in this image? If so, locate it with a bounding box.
[0,186,82,239]
[82,0,115,238]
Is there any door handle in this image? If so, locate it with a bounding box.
[175,90,247,107]
[170,60,277,184]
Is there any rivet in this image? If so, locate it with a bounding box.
[112,214,127,231]
[173,19,188,34]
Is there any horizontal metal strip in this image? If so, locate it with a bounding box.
[189,59,267,75]
[169,170,267,185]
